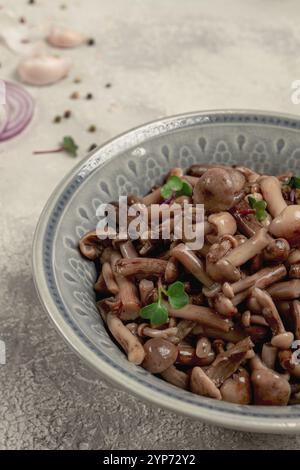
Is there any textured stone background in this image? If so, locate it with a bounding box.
[1,0,300,450]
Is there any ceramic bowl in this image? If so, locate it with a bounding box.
[33,110,300,433]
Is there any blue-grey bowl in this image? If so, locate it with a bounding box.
[33,110,300,433]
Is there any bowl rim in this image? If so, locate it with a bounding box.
[32,109,300,434]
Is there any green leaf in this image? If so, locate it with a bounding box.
[167,176,183,191]
[175,180,193,198]
[287,176,300,189]
[62,136,78,157]
[150,304,168,325]
[255,200,267,221]
[160,176,184,200]
[140,302,168,326]
[139,282,189,324]
[181,180,193,196]
[168,294,188,309]
[166,281,185,297]
[160,184,174,200]
[140,303,157,319]
[248,196,257,209]
[248,196,267,221]
[166,281,189,309]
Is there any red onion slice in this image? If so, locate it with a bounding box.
[0,81,34,142]
[0,104,8,135]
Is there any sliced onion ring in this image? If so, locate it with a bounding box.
[0,104,8,135]
[0,81,34,142]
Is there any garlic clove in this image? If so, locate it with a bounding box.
[17,55,72,86]
[47,26,86,48]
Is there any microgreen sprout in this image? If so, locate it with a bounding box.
[140,281,189,326]
[33,136,78,157]
[248,196,268,221]
[160,176,192,202]
[62,136,78,156]
[163,281,189,309]
[286,176,300,189]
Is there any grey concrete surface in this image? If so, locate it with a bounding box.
[1,0,300,450]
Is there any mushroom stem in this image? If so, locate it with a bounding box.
[114,257,168,277]
[251,287,294,349]
[244,325,270,344]
[164,256,179,283]
[261,343,278,370]
[206,337,253,387]
[291,300,300,340]
[202,282,222,298]
[174,320,197,343]
[167,303,232,332]
[249,353,267,370]
[170,243,214,287]
[247,295,262,314]
[241,310,251,328]
[143,187,163,205]
[232,289,250,306]
[106,313,145,364]
[102,262,119,295]
[222,264,287,298]
[110,252,141,319]
[260,176,287,218]
[206,239,241,283]
[190,367,222,399]
[139,279,155,305]
[137,324,178,339]
[250,315,269,327]
[267,279,300,300]
[161,365,189,389]
[224,228,269,267]
[252,287,284,336]
[192,325,246,343]
[119,240,139,258]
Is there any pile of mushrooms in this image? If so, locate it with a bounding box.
[79,164,300,406]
